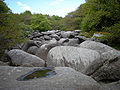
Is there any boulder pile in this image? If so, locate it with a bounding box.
[0,30,120,90]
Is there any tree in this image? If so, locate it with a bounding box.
[63,3,89,31]
[30,14,51,31]
[0,0,25,59]
[0,0,11,14]
[80,0,120,46]
[81,0,120,32]
[49,15,63,30]
[20,10,32,25]
[19,11,33,37]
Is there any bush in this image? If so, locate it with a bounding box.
[30,14,52,32]
[105,22,120,44]
[81,10,111,32]
[20,22,33,37]
[0,14,26,58]
[0,0,26,59]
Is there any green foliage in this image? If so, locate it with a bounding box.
[0,0,11,13]
[49,15,63,30]
[20,10,32,25]
[0,14,26,57]
[81,0,120,32]
[78,0,120,46]
[63,3,89,31]
[0,1,26,58]
[20,22,33,37]
[30,14,52,32]
[92,32,112,44]
[104,22,120,44]
[63,11,81,31]
[0,0,120,57]
[81,10,111,32]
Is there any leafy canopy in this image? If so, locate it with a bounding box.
[30,14,52,32]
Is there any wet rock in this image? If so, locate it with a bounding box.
[17,67,56,81]
[47,46,100,72]
[7,49,45,67]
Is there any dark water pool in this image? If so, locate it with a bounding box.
[17,67,56,81]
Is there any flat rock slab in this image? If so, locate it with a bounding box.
[0,66,102,90]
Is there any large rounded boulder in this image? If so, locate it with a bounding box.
[36,39,60,60]
[66,38,80,46]
[47,46,100,72]
[79,41,115,54]
[83,50,120,82]
[7,49,45,67]
[22,40,39,52]
[61,31,75,38]
[27,46,38,55]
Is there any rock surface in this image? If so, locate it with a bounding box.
[61,31,75,38]
[1,30,120,90]
[79,41,115,54]
[7,49,45,67]
[22,40,39,52]
[36,39,60,60]
[103,80,120,90]
[28,30,87,47]
[84,50,120,82]
[63,38,80,46]
[27,46,38,55]
[58,38,69,45]
[47,46,100,71]
[0,61,9,66]
[0,66,102,90]
[50,34,60,41]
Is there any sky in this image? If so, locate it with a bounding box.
[5,0,85,17]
